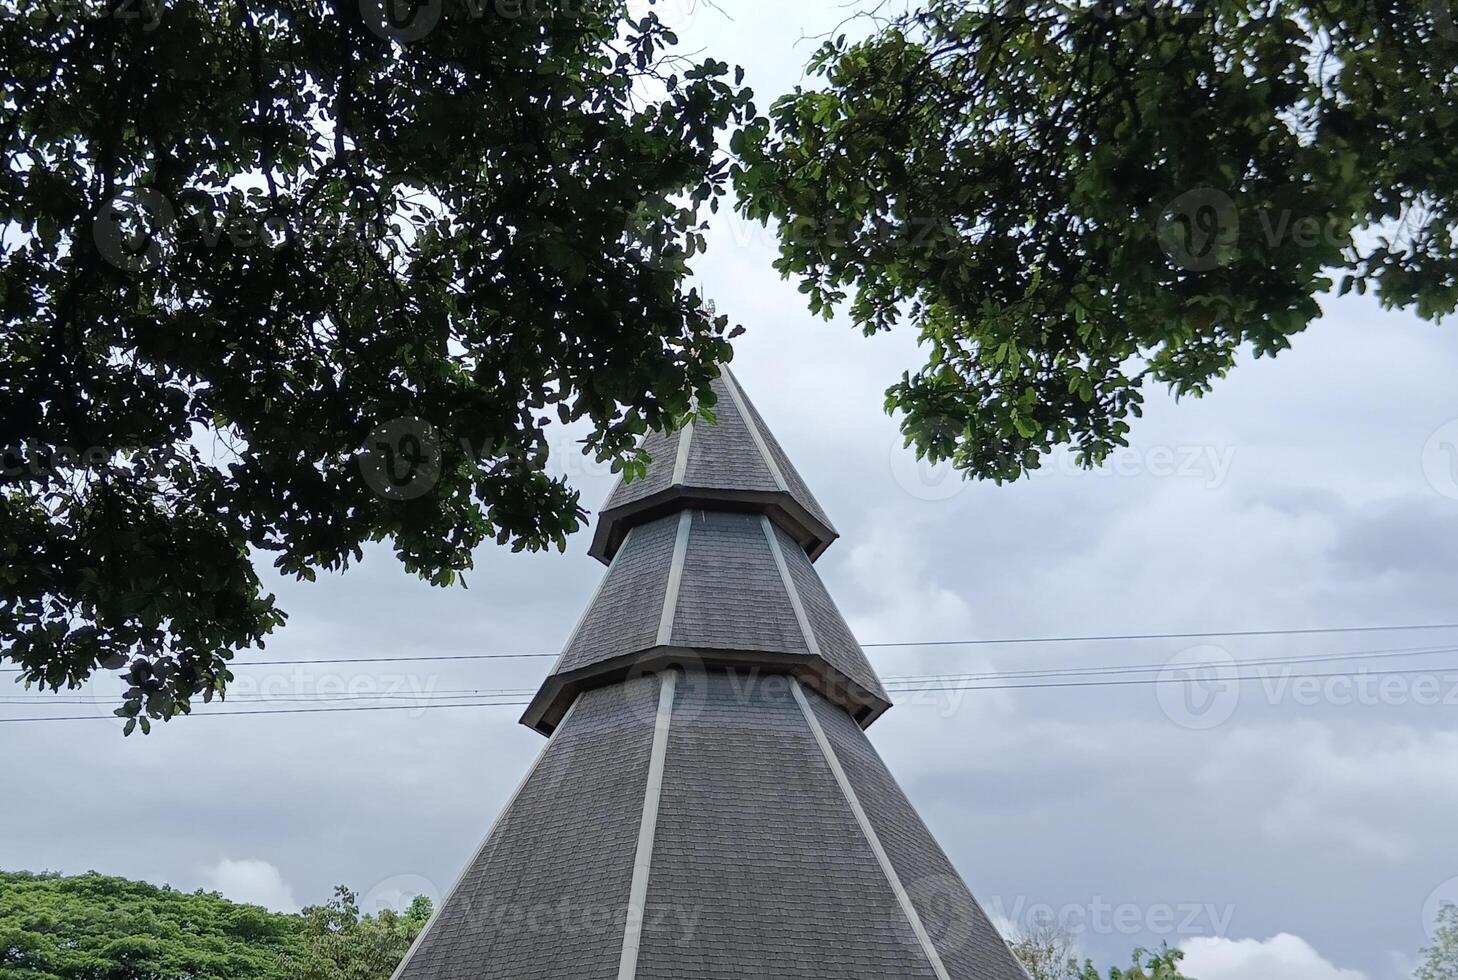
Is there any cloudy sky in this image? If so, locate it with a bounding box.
[5,4,1457,979]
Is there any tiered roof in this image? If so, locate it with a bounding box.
[391,367,1028,980]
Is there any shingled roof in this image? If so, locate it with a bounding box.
[588,368,837,564]
[391,368,1030,980]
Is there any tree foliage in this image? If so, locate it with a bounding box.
[1007,926,1190,980]
[736,0,1458,482]
[1009,924,1083,980]
[0,0,752,727]
[288,886,432,980]
[1097,947,1191,980]
[0,871,431,980]
[0,870,302,979]
[1418,902,1458,980]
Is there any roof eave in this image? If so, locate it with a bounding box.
[587,486,838,565]
[520,645,890,736]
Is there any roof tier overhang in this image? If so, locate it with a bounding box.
[588,484,836,566]
[525,508,890,735]
[395,672,1032,980]
[392,365,1032,980]
[529,366,883,734]
[587,368,838,565]
[522,643,890,736]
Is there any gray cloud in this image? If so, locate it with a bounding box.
[4,6,1455,980]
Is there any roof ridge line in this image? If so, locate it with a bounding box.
[670,420,694,486]
[761,515,821,659]
[792,680,953,980]
[615,670,677,980]
[721,367,788,492]
[654,511,692,647]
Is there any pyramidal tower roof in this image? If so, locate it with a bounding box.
[523,367,881,735]
[390,367,1029,980]
[588,367,837,564]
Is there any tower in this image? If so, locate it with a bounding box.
[391,368,1029,979]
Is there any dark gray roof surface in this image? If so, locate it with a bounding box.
[396,367,1026,979]
[395,670,1027,980]
[635,671,938,979]
[590,369,837,563]
[394,677,661,980]
[808,691,1030,980]
[554,514,677,674]
[683,373,780,494]
[772,521,888,702]
[531,507,888,731]
[668,510,809,654]
[605,427,681,510]
[726,368,834,532]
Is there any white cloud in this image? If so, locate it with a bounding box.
[202,857,298,912]
[1179,935,1367,980]
[1197,723,1458,861]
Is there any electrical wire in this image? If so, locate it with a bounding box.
[878,643,1458,685]
[4,638,1455,718]
[887,663,1458,694]
[6,621,1456,675]
[5,643,1449,706]
[3,662,1454,724]
[860,621,1458,648]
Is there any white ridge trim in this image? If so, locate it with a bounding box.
[721,368,788,491]
[671,421,694,486]
[791,680,953,980]
[547,527,635,674]
[388,695,584,980]
[760,515,821,658]
[616,669,678,980]
[655,511,692,647]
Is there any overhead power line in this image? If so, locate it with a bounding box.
[0,699,535,723]
[3,642,1450,707]
[878,643,1458,685]
[886,664,1458,695]
[7,642,1444,706]
[4,621,1456,676]
[7,642,1444,707]
[860,622,1458,649]
[0,651,561,674]
[0,690,536,706]
[3,661,1455,724]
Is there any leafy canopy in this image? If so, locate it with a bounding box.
[1009,924,1083,980]
[0,870,432,980]
[1418,902,1458,980]
[1007,925,1192,980]
[1098,947,1192,980]
[0,0,752,728]
[287,886,433,980]
[736,0,1458,481]
[0,870,303,979]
